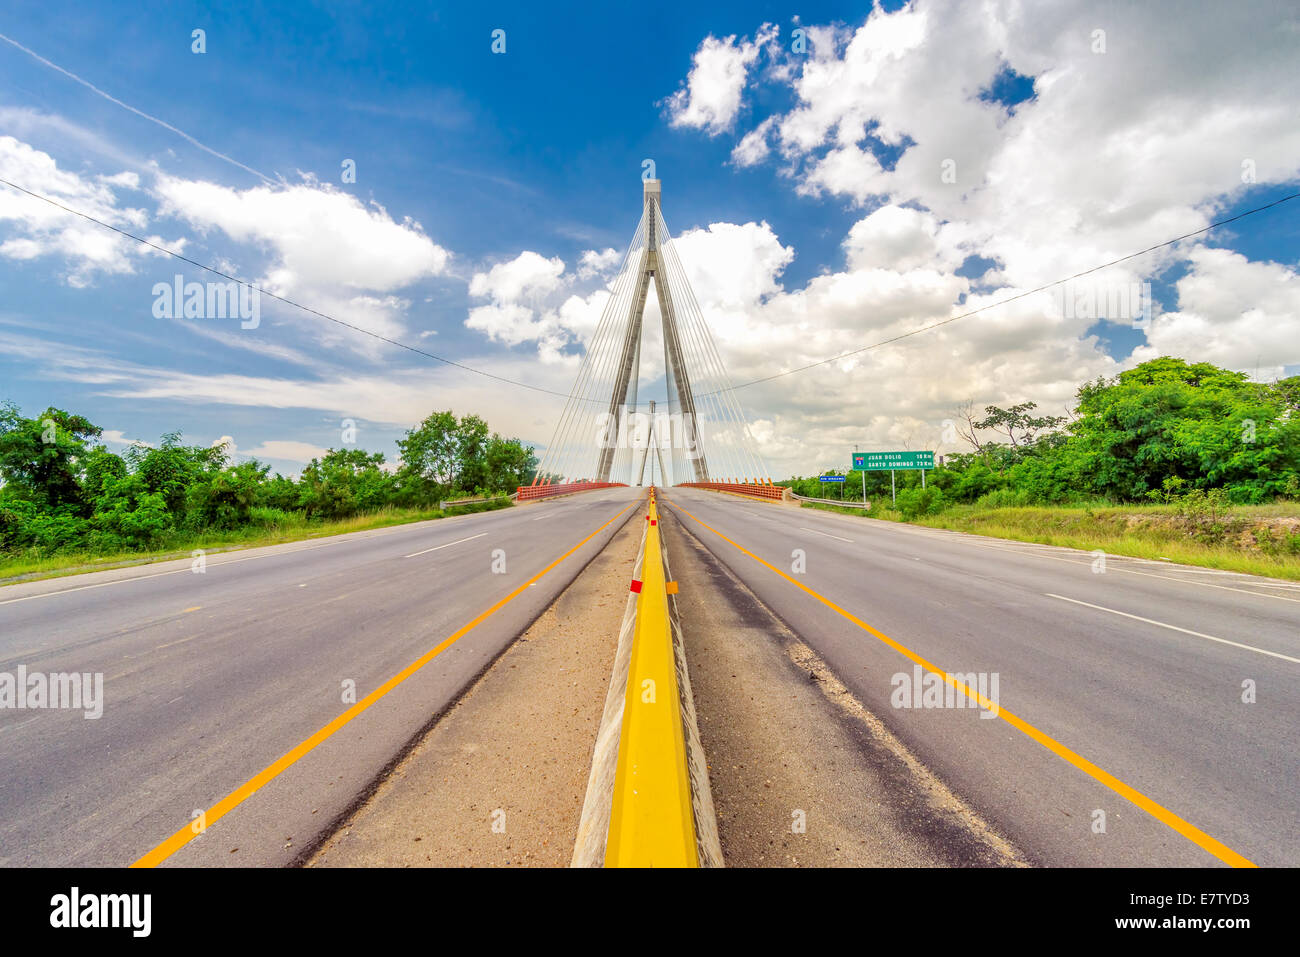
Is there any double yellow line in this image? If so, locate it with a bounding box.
[605,489,699,867]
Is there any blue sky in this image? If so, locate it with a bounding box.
[2,0,1298,478]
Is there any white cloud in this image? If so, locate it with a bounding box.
[154,176,450,294]
[243,439,330,463]
[671,220,794,311]
[665,25,777,135]
[468,250,564,305]
[100,429,153,449]
[652,0,1300,477]
[463,250,619,366]
[153,175,451,345]
[0,136,178,286]
[731,117,775,167]
[1132,248,1300,380]
[843,204,961,273]
[0,329,574,457]
[577,247,621,279]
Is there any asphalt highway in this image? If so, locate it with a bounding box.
[662,488,1299,868]
[0,487,642,866]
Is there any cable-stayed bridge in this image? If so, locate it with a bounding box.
[529,179,771,492]
[1,179,1293,879]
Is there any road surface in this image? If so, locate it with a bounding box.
[662,488,1299,868]
[0,487,641,866]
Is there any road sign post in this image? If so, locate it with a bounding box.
[818,474,847,498]
[851,451,934,506]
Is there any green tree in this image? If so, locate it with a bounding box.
[187,460,269,528]
[92,473,173,547]
[298,448,392,519]
[1067,357,1295,501]
[484,434,536,491]
[127,432,227,517]
[455,414,491,492]
[0,403,103,512]
[397,410,459,503]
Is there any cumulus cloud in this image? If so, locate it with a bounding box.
[652,0,1300,476]
[576,247,621,279]
[243,439,330,463]
[0,136,180,286]
[463,249,620,365]
[665,25,778,135]
[151,174,451,344]
[731,117,775,167]
[1132,249,1300,379]
[100,429,153,449]
[467,250,564,305]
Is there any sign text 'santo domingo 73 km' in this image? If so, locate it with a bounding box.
[852,451,935,471]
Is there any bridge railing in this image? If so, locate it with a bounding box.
[516,481,627,502]
[676,481,789,502]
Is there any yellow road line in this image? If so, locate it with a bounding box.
[131,497,640,868]
[666,500,1257,869]
[606,491,698,867]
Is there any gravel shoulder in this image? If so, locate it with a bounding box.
[307,510,642,868]
[661,506,1028,868]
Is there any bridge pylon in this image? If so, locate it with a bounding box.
[534,178,769,488]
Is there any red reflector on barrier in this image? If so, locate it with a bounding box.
[630,580,643,593]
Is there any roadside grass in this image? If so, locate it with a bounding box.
[800,500,1300,581]
[0,498,512,584]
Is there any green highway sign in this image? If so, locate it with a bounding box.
[852,450,935,471]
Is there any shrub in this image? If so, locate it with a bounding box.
[895,486,946,521]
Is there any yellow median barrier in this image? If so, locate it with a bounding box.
[605,488,699,867]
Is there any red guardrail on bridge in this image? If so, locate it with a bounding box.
[516,481,627,501]
[676,482,788,501]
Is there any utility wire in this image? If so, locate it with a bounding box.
[717,190,1300,393]
[0,176,591,401]
[6,177,1295,403]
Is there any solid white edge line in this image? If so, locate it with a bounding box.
[0,539,343,607]
[1045,593,1300,664]
[403,532,487,558]
[796,501,1300,604]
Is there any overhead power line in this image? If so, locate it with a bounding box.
[721,190,1300,392]
[0,177,581,401]
[3,177,1296,401]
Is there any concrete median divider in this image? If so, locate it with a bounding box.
[571,488,722,867]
